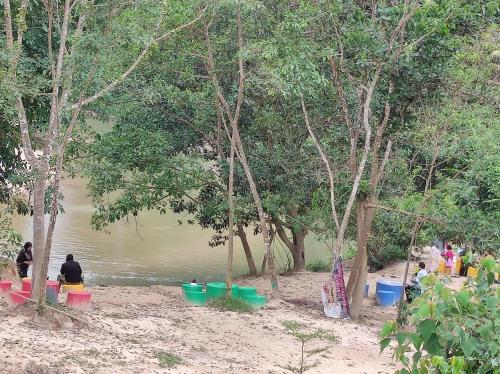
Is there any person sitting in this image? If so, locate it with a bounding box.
[405,262,428,303]
[57,254,83,285]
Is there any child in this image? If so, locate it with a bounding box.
[443,244,454,275]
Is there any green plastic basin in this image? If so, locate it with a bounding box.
[243,294,266,309]
[231,284,239,299]
[182,283,203,295]
[206,282,226,300]
[185,290,207,305]
[237,286,257,298]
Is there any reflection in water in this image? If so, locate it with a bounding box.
[13,177,330,286]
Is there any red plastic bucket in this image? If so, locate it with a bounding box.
[0,280,12,295]
[10,290,31,305]
[67,291,91,310]
[21,278,32,292]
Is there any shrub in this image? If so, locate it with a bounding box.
[208,296,253,313]
[305,259,330,272]
[155,351,181,368]
[368,244,407,271]
[380,258,500,374]
[282,320,339,373]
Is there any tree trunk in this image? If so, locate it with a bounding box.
[225,112,237,293]
[274,220,306,271]
[347,196,376,319]
[237,223,257,275]
[31,170,48,307]
[292,230,306,271]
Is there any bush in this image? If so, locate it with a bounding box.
[368,244,407,271]
[155,351,181,368]
[305,259,330,272]
[208,296,253,313]
[380,258,500,374]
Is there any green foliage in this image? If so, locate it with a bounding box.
[0,208,22,260]
[282,320,339,373]
[208,296,253,313]
[380,259,500,373]
[155,351,182,368]
[305,259,330,273]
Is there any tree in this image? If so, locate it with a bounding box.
[1,0,206,308]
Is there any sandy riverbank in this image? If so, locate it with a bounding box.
[0,263,462,374]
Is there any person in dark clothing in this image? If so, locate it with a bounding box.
[57,254,83,285]
[16,242,33,278]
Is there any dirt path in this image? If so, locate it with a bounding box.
[0,265,418,374]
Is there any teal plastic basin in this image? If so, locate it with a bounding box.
[231,284,239,299]
[243,294,266,309]
[206,282,226,300]
[237,286,257,298]
[182,283,203,295]
[185,290,207,305]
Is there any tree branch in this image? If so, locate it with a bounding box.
[74,6,208,109]
[300,96,340,232]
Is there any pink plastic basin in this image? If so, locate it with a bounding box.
[22,278,31,292]
[67,291,91,309]
[0,280,12,295]
[10,290,31,305]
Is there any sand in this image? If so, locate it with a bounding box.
[0,262,462,374]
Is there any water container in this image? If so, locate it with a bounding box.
[10,290,31,305]
[242,294,266,309]
[182,283,203,295]
[231,284,239,299]
[237,286,257,298]
[185,290,207,305]
[376,290,396,307]
[206,282,226,300]
[44,280,59,304]
[467,267,478,278]
[67,291,91,310]
[376,279,403,300]
[364,284,369,298]
[0,280,12,295]
[21,278,31,292]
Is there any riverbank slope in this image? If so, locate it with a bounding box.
[0,264,415,374]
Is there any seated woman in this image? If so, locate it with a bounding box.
[57,254,84,285]
[405,262,428,303]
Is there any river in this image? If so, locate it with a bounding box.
[13,177,330,286]
[12,119,329,285]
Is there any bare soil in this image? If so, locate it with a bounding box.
[0,262,463,374]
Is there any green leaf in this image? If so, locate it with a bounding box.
[418,319,437,343]
[397,332,407,346]
[380,321,396,338]
[380,337,392,353]
[461,334,476,356]
[485,296,497,309]
[456,291,470,307]
[423,333,444,356]
[415,303,431,319]
[409,333,423,351]
[481,258,495,271]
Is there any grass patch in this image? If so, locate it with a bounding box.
[156,351,181,368]
[208,296,253,313]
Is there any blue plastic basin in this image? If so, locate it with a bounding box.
[376,279,403,299]
[376,290,396,307]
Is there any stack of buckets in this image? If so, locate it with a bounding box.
[182,282,266,309]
